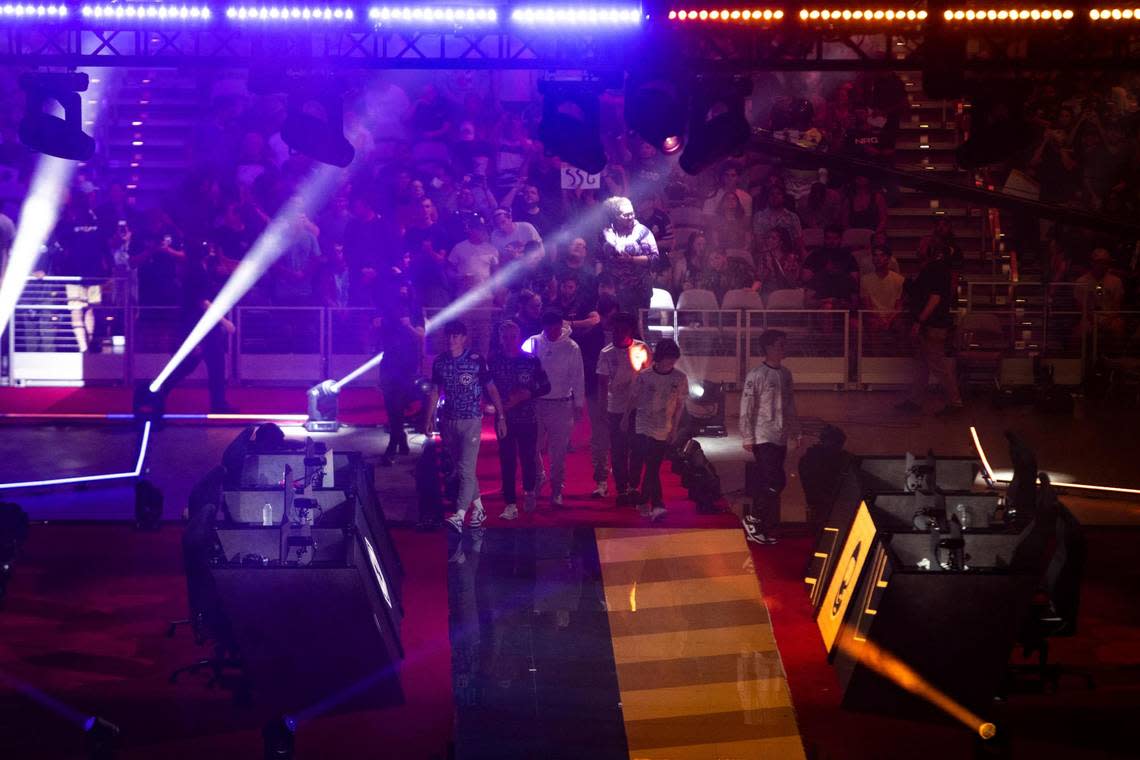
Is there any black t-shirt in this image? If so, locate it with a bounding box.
[136,230,182,306]
[54,208,106,277]
[379,292,425,379]
[181,257,223,332]
[804,246,857,277]
[403,223,450,256]
[212,224,256,261]
[409,99,452,135]
[344,216,400,275]
[512,201,556,238]
[807,271,857,303]
[911,259,954,328]
[409,252,452,308]
[845,117,898,163]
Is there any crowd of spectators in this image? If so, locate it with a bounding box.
[1,67,1138,357]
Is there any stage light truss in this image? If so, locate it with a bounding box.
[369,6,499,24]
[81,4,212,22]
[2,4,1140,69]
[225,4,356,22]
[0,4,69,20]
[510,5,644,25]
[942,7,1075,21]
[1089,7,1140,20]
[668,8,784,22]
[799,7,928,23]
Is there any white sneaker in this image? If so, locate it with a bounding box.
[743,517,777,545]
[551,491,563,507]
[468,498,486,528]
[590,481,608,498]
[523,491,537,513]
[446,511,464,534]
[500,504,519,521]
[649,506,667,522]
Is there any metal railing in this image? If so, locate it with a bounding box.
[5,275,1135,389]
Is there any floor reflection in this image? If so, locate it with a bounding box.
[448,527,629,760]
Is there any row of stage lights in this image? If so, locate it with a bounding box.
[0,4,640,24]
[3,3,1140,25]
[943,7,1074,19]
[800,8,928,19]
[669,9,783,21]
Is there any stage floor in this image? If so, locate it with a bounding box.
[1,388,1139,758]
[2,388,1138,527]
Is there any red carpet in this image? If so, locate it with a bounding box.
[472,415,742,529]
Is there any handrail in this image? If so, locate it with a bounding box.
[5,301,1136,387]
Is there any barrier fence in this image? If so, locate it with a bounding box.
[0,277,1122,389]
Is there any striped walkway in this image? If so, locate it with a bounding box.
[596,528,806,760]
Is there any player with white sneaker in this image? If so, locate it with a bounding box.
[425,320,507,547]
[739,330,800,546]
[489,319,551,521]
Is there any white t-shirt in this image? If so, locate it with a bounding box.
[860,270,905,312]
[633,366,688,441]
[596,340,651,414]
[490,221,542,261]
[449,240,499,287]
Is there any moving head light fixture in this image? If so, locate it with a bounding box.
[538,79,609,175]
[249,66,355,168]
[18,71,96,161]
[679,74,753,175]
[625,72,688,155]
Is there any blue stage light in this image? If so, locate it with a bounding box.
[368,5,498,23]
[225,5,355,22]
[511,5,643,25]
[0,4,69,20]
[81,4,212,21]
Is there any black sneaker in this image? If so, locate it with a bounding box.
[743,517,768,545]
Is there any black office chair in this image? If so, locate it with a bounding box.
[1007,498,1095,694]
[168,468,243,689]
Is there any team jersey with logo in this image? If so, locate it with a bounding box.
[431,349,492,420]
[489,353,551,424]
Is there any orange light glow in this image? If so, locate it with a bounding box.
[629,344,649,372]
[837,631,998,740]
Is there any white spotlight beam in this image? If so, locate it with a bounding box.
[330,352,383,393]
[150,164,346,394]
[0,69,112,338]
[328,254,538,390]
[969,425,1140,496]
[328,175,661,390]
